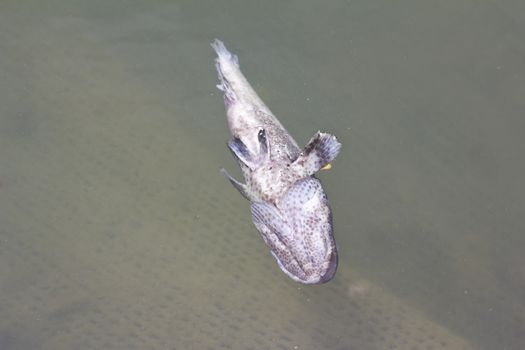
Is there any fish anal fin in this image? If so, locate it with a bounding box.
[220,168,251,200]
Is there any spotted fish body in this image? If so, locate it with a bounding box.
[212,39,341,284]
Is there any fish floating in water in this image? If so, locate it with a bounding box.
[211,39,341,284]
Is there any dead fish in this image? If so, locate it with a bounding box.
[211,39,341,284]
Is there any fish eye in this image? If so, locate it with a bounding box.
[258,129,267,144]
[257,129,269,156]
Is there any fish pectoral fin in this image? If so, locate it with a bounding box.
[227,137,257,170]
[251,202,308,279]
[295,131,341,175]
[220,168,251,200]
[251,202,292,243]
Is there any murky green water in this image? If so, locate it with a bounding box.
[1,1,524,349]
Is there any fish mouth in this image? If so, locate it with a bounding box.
[298,248,338,285]
[273,250,338,285]
[318,249,338,283]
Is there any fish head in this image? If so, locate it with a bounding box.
[251,177,338,284]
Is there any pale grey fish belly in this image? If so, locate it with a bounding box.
[211,39,342,284]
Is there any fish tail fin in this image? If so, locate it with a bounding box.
[211,39,239,67]
[211,39,240,107]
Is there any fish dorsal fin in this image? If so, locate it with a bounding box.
[293,132,341,176]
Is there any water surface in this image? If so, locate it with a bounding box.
[1,1,524,349]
